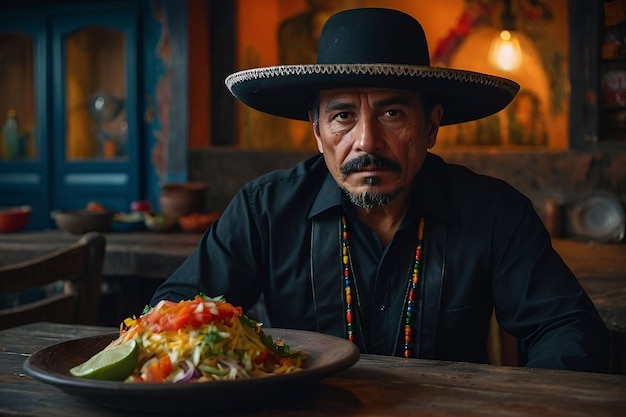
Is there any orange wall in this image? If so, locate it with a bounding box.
[187,0,211,148]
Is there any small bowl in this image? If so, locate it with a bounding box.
[0,205,32,233]
[144,213,177,232]
[51,209,114,235]
[111,212,146,232]
[178,212,220,233]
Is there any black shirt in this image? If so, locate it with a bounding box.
[151,153,609,372]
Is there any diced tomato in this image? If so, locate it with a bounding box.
[254,350,270,365]
[253,349,284,372]
[254,350,282,365]
[139,297,242,332]
[144,355,172,382]
[216,301,243,318]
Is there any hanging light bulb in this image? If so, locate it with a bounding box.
[489,0,522,71]
[489,29,522,71]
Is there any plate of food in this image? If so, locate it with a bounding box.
[23,296,360,412]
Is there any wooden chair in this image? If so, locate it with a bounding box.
[0,232,106,330]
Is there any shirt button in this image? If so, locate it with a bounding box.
[377,305,387,312]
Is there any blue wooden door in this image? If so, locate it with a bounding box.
[0,1,187,230]
[50,6,141,214]
[0,15,51,230]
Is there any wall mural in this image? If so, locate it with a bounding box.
[149,0,188,184]
[236,0,569,150]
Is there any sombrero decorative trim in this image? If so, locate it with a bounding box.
[226,64,519,96]
[225,8,520,126]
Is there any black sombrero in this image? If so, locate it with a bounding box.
[225,8,520,126]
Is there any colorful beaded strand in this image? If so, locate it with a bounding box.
[341,215,355,342]
[403,217,425,358]
[342,214,425,356]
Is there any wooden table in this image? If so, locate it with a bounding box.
[0,230,200,280]
[552,238,626,333]
[552,239,626,374]
[0,234,624,321]
[0,233,623,303]
[1,232,625,370]
[2,233,624,329]
[1,322,625,417]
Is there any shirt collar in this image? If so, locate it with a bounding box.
[309,170,343,220]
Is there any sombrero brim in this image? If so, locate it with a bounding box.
[226,64,520,126]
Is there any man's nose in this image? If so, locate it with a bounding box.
[353,116,384,153]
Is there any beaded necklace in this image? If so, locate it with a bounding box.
[341,215,425,358]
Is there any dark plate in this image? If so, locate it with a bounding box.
[569,191,625,243]
[23,328,360,412]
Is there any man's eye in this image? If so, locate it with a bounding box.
[386,109,400,117]
[333,111,350,120]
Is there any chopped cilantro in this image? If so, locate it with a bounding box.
[203,325,230,349]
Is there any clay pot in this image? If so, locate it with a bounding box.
[158,182,208,219]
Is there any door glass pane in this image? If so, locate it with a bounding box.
[0,32,37,161]
[65,26,127,161]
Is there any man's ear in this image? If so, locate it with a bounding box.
[426,104,443,149]
[309,111,324,153]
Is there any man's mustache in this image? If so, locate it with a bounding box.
[340,154,401,177]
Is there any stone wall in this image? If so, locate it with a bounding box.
[189,148,626,239]
[438,150,626,207]
[189,148,316,211]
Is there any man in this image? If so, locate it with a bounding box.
[152,8,609,372]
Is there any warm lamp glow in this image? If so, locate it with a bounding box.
[489,30,522,71]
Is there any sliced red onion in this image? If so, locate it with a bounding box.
[172,360,196,383]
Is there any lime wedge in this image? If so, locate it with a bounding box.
[70,339,139,381]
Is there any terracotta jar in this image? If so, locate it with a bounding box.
[158,182,208,219]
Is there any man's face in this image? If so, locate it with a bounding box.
[310,87,442,210]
